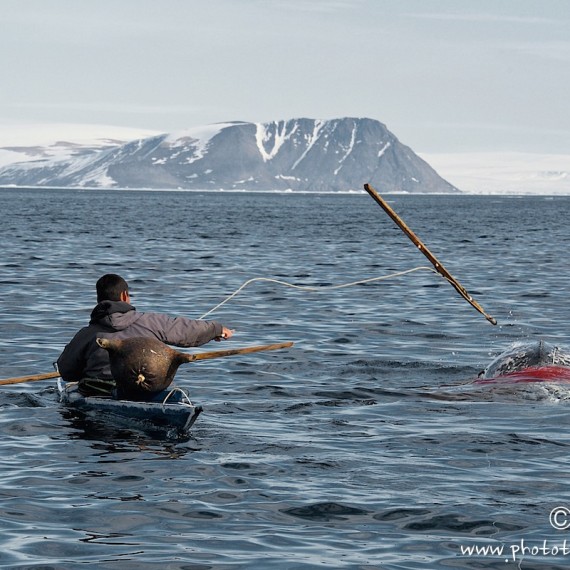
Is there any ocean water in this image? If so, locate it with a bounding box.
[1,188,570,569]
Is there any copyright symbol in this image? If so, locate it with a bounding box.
[550,506,570,530]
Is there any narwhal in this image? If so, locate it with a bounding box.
[479,340,570,381]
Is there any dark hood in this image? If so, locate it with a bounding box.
[89,301,139,331]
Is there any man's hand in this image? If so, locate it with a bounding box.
[216,327,234,341]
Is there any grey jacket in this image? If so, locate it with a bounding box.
[57,301,223,382]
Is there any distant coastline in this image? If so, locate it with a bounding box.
[0,123,567,195]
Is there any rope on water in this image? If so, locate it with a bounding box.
[199,266,439,319]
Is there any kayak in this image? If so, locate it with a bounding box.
[57,378,202,432]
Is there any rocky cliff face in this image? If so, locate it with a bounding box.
[0,118,460,193]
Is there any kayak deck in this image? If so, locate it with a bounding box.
[57,378,202,432]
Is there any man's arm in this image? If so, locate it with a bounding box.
[141,313,233,347]
[56,329,89,382]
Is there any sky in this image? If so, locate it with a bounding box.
[1,0,569,155]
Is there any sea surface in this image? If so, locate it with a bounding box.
[1,188,570,569]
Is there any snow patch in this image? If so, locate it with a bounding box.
[420,152,570,194]
[0,148,39,168]
[378,141,391,158]
[275,174,300,181]
[334,123,357,175]
[81,171,116,188]
[291,120,325,170]
[166,122,237,164]
[256,121,299,162]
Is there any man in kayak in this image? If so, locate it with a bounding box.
[57,273,233,397]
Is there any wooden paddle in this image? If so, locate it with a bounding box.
[0,341,294,386]
[184,341,294,362]
[363,183,497,325]
[0,370,60,386]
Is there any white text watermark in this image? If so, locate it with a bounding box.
[459,507,570,564]
[550,506,570,530]
[460,539,569,563]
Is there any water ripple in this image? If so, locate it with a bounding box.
[1,190,570,568]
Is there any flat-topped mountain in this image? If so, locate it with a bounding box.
[0,117,460,193]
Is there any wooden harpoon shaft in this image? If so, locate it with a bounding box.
[363,183,497,325]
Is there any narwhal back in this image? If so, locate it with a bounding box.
[482,340,570,379]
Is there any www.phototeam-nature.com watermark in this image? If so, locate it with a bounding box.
[460,507,570,563]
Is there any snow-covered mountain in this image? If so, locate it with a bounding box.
[0,118,459,193]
